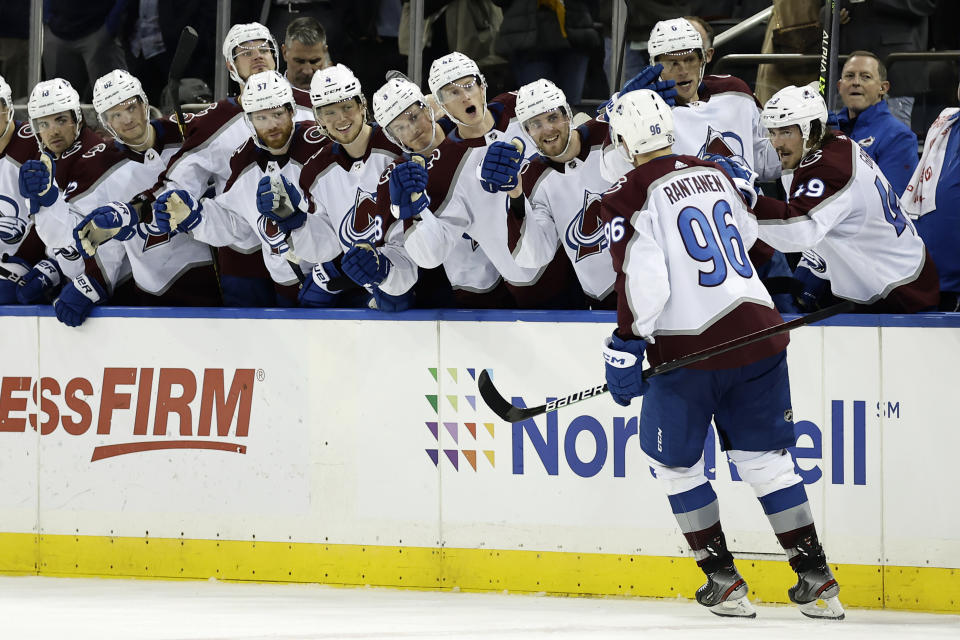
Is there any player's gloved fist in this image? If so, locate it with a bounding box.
[0,255,31,304]
[602,331,649,407]
[704,154,759,208]
[74,201,137,257]
[18,154,58,211]
[256,175,307,232]
[16,259,62,304]
[298,260,346,307]
[793,262,830,312]
[388,160,430,220]
[342,242,391,286]
[153,189,202,233]
[479,139,525,193]
[621,63,664,94]
[370,287,413,312]
[53,274,105,327]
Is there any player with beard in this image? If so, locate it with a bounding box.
[152,71,325,306]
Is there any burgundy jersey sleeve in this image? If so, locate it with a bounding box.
[700,75,762,107]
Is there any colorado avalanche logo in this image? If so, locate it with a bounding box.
[54,245,81,261]
[564,190,607,261]
[698,126,751,169]
[339,188,382,247]
[140,223,172,251]
[799,249,827,274]
[0,196,26,245]
[257,217,290,255]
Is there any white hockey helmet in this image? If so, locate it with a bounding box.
[648,18,704,60]
[242,71,296,148]
[93,70,150,135]
[608,89,675,161]
[28,78,83,147]
[310,63,367,122]
[373,77,436,153]
[428,51,486,106]
[515,79,574,156]
[761,83,829,152]
[222,22,278,84]
[0,74,12,139]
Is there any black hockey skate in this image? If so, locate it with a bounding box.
[788,539,845,620]
[696,563,756,618]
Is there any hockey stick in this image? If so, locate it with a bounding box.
[478,300,856,422]
[818,0,841,109]
[0,262,23,286]
[167,26,199,140]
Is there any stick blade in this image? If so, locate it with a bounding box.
[477,369,543,422]
[169,26,199,83]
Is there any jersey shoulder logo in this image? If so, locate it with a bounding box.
[339,188,382,247]
[140,223,173,251]
[564,190,608,261]
[0,195,26,245]
[857,136,875,148]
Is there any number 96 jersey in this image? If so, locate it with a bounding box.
[601,155,786,370]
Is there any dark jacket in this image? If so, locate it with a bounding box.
[493,0,599,55]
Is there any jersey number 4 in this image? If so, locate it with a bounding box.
[678,199,753,287]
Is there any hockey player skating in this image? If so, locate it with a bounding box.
[153,71,323,306]
[509,78,616,308]
[44,69,222,327]
[286,64,417,310]
[750,84,939,312]
[600,89,844,620]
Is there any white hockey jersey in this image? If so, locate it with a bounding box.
[512,118,616,301]
[602,75,781,184]
[190,123,326,286]
[601,154,787,370]
[290,125,418,296]
[754,134,938,309]
[57,119,216,296]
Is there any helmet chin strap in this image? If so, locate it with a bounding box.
[0,108,11,141]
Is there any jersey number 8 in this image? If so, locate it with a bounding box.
[678,199,753,287]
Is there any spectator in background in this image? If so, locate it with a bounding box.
[264,1,346,66]
[755,0,820,106]
[341,0,406,100]
[121,0,218,108]
[595,1,693,90]
[282,17,331,90]
[493,0,600,106]
[903,79,960,311]
[42,0,128,101]
[829,0,937,128]
[832,51,918,196]
[0,1,28,101]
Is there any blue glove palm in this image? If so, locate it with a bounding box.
[74,202,137,257]
[153,190,202,233]
[17,259,62,304]
[341,243,391,286]
[18,155,58,212]
[602,332,649,407]
[388,160,430,220]
[53,275,105,327]
[479,139,525,193]
[371,287,413,312]
[794,261,831,312]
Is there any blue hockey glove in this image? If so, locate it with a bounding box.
[53,274,105,327]
[0,255,31,304]
[73,201,137,257]
[621,63,678,106]
[16,259,62,304]
[298,260,345,307]
[341,243,391,286]
[371,287,413,312]
[602,331,649,407]
[388,160,430,220]
[479,139,525,193]
[703,153,759,208]
[18,154,58,212]
[255,175,307,232]
[794,260,831,312]
[153,190,202,233]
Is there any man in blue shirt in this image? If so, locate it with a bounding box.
[832,51,918,196]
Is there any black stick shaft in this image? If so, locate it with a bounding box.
[167,26,198,140]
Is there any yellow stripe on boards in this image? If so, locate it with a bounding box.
[0,533,956,613]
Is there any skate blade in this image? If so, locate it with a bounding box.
[708,596,757,618]
[798,596,845,620]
